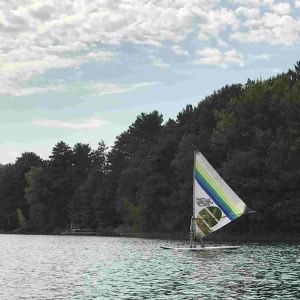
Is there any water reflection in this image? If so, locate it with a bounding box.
[0,235,299,299]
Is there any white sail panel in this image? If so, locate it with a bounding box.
[193,152,247,238]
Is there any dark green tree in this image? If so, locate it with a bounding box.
[48,141,73,230]
[0,153,42,230]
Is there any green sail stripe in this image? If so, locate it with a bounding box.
[195,167,238,219]
[195,161,240,216]
[195,161,241,216]
[195,162,240,217]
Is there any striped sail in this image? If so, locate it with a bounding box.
[193,152,247,238]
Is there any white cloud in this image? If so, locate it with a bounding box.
[0,0,223,95]
[272,2,290,15]
[0,50,115,96]
[216,38,229,48]
[229,0,274,6]
[1,79,157,97]
[235,7,260,19]
[0,0,300,96]
[150,56,170,68]
[0,84,67,97]
[32,118,107,129]
[171,45,189,56]
[93,83,133,95]
[231,13,300,45]
[193,47,244,67]
[194,48,221,65]
[93,82,157,94]
[224,49,245,66]
[198,8,240,40]
[251,53,272,60]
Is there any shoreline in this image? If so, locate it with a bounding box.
[1,230,299,243]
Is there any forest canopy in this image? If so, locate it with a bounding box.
[1,62,300,239]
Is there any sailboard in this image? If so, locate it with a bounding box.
[161,149,253,251]
[160,246,241,251]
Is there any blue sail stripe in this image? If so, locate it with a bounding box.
[195,168,238,219]
[195,173,236,221]
[195,174,234,221]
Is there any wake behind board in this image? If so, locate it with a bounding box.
[160,245,241,251]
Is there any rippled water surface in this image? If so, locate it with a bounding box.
[0,234,299,299]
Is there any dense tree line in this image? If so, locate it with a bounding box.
[1,62,300,238]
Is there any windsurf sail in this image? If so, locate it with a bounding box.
[193,151,248,239]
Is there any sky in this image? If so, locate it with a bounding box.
[1,0,300,164]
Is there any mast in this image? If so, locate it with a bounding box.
[190,147,197,248]
[192,148,204,248]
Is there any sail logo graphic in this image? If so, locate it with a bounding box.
[196,206,222,236]
[196,197,214,207]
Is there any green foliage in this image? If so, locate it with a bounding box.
[212,111,235,143]
[0,153,42,230]
[24,166,50,230]
[122,197,141,232]
[17,208,26,227]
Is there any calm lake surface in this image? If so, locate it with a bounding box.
[0,234,299,299]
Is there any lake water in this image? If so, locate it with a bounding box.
[0,235,299,299]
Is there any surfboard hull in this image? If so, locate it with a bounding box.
[160,245,241,251]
